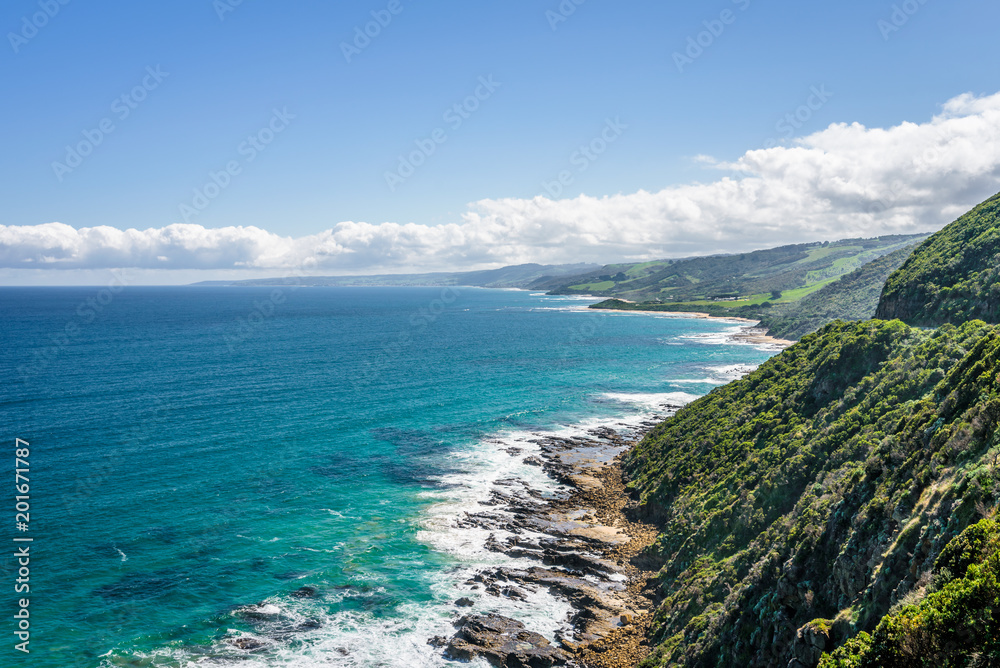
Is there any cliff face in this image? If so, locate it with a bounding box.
[875,192,1000,326]
[625,192,1000,667]
[626,319,1000,667]
[759,244,918,341]
[819,518,1000,667]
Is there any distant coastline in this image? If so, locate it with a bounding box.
[589,299,796,350]
[188,262,600,290]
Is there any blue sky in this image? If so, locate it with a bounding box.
[3,0,1000,282]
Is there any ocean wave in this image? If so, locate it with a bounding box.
[525,305,593,312]
[665,377,729,385]
[703,363,759,380]
[102,380,715,666]
[675,326,785,353]
[104,596,486,668]
[674,327,745,346]
[600,391,699,410]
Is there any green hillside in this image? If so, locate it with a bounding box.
[544,234,926,304]
[626,319,1000,667]
[623,192,1000,667]
[758,245,919,340]
[820,518,1000,667]
[589,243,920,341]
[877,192,1000,326]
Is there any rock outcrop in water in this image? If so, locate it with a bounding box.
[444,613,571,667]
[434,421,677,667]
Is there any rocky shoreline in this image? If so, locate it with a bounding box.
[587,303,795,351]
[727,324,795,350]
[430,418,677,667]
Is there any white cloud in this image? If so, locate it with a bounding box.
[4,90,1000,274]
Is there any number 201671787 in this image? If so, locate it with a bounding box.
[15,439,30,530]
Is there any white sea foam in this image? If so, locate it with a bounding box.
[109,424,598,667]
[675,326,746,346]
[526,304,593,312]
[106,350,752,667]
[600,391,699,411]
[415,430,577,639]
[675,325,787,353]
[703,363,759,381]
[664,362,760,387]
[665,377,728,385]
[321,508,348,518]
[106,595,486,668]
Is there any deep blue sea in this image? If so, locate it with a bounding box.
[0,286,775,667]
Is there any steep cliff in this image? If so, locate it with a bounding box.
[820,518,1000,667]
[759,244,918,340]
[876,192,1000,326]
[626,320,1000,666]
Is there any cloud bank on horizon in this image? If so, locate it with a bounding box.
[4,91,1000,275]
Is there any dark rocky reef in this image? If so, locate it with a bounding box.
[444,613,572,667]
[435,424,669,667]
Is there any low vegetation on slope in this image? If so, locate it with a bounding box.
[624,319,1000,667]
[877,192,1000,326]
[544,234,925,304]
[820,518,1000,667]
[757,245,918,340]
[589,241,920,341]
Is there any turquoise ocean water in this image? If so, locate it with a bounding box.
[0,286,775,667]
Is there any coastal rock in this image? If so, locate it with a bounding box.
[226,635,269,651]
[456,597,475,607]
[475,565,634,645]
[787,621,832,668]
[234,603,282,621]
[444,613,570,667]
[428,426,659,667]
[291,618,323,633]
